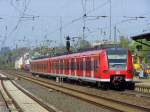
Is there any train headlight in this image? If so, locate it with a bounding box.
[103,70,109,74]
[127,70,133,74]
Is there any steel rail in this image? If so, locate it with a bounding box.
[1,80,23,112]
[0,85,11,112]
[4,71,150,112]
[11,80,57,112]
[13,70,150,99]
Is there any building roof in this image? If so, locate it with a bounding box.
[131,33,150,41]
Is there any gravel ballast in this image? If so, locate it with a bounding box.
[15,78,112,112]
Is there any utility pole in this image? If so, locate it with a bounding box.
[83,14,86,40]
[114,26,117,44]
[99,28,102,41]
[60,16,63,46]
[109,0,112,40]
[82,0,87,40]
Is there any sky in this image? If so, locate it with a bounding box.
[0,0,150,49]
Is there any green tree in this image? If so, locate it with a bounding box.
[119,36,130,48]
[77,39,91,50]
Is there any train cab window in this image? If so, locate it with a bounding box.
[107,49,127,70]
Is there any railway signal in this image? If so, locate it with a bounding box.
[66,36,70,52]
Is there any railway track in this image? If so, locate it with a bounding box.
[0,73,57,112]
[8,70,150,101]
[2,70,150,112]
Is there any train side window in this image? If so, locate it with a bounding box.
[58,61,60,70]
[56,61,57,69]
[45,64,47,70]
[67,60,69,70]
[52,62,53,70]
[74,59,77,70]
[61,60,63,70]
[55,61,57,70]
[94,60,99,72]
[86,58,91,71]
[59,60,61,70]
[91,61,94,71]
[54,62,55,70]
[83,59,86,70]
[77,60,80,70]
[66,61,69,70]
[50,62,52,71]
[64,61,66,70]
[71,59,74,70]
[80,60,83,70]
[58,60,60,70]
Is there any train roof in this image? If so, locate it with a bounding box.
[50,49,102,60]
[31,57,49,62]
[31,47,129,61]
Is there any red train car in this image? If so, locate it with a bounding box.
[30,48,135,89]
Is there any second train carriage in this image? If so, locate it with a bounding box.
[30,48,135,89]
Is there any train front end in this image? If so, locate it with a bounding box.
[100,48,134,89]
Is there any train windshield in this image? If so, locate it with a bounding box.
[107,49,127,70]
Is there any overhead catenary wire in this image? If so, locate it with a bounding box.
[1,0,31,48]
[46,0,110,39]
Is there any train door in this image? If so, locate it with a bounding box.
[45,61,48,73]
[69,58,71,76]
[93,55,100,78]
[54,61,56,75]
[83,57,86,77]
[50,61,52,74]
[64,59,68,75]
[43,61,46,73]
[71,58,75,76]
[58,60,60,75]
[51,60,54,74]
[57,60,60,75]
[85,57,91,77]
[48,59,51,73]
[60,59,63,75]
[79,58,83,77]
[76,57,80,76]
[43,61,45,73]
[66,59,69,75]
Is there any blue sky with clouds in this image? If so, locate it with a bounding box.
[0,0,150,48]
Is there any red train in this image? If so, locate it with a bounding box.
[30,48,135,89]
